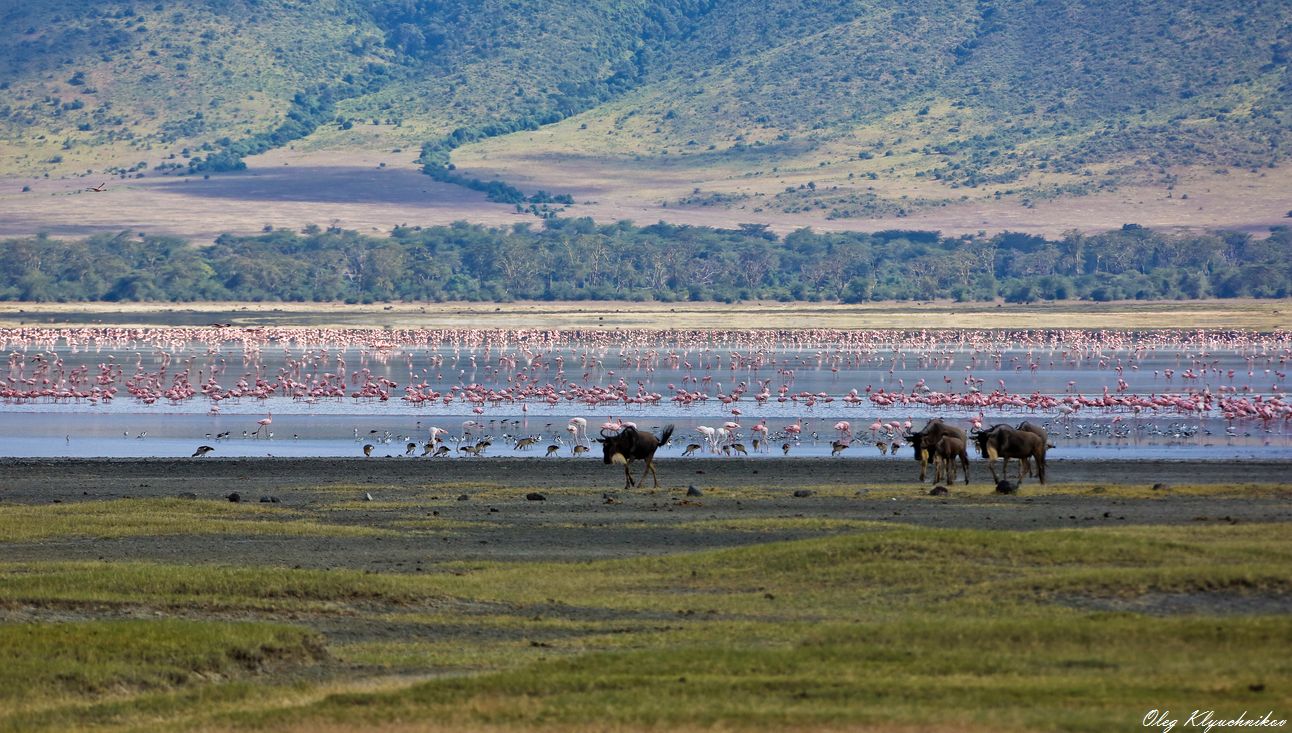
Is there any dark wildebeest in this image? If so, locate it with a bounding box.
[904,419,967,482]
[596,424,675,489]
[930,434,970,485]
[972,422,1051,479]
[974,424,1047,484]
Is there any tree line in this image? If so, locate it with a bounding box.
[0,220,1286,303]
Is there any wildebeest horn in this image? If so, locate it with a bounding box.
[600,427,617,437]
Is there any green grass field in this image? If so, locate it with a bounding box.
[0,487,1288,732]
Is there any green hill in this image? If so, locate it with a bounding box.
[1,0,1288,221]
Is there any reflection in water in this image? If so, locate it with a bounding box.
[0,326,1287,459]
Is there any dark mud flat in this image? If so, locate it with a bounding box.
[2,456,1290,498]
[1,457,1289,571]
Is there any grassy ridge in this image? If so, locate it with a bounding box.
[0,1,384,176]
[0,514,1289,732]
[0,498,394,542]
[2,0,1287,222]
[0,620,324,704]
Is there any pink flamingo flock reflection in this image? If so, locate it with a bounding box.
[0,327,1287,443]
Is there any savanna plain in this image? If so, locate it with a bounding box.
[0,303,1289,733]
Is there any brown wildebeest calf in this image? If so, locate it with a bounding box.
[1013,421,1051,478]
[905,419,967,481]
[974,424,1047,484]
[931,435,970,485]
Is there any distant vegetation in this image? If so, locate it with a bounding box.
[1,0,1287,217]
[1,222,1286,304]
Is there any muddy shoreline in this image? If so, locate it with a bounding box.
[2,457,1289,572]
[2,456,1289,498]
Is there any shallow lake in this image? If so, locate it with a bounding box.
[0,326,1287,460]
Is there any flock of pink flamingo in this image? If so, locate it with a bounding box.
[0,327,1288,446]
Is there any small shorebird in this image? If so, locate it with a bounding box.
[192,445,215,457]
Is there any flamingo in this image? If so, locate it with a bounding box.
[784,418,803,438]
[253,412,272,438]
[568,417,588,443]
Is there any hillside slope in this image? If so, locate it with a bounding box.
[1,0,1288,231]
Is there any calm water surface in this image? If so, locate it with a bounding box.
[0,327,1287,460]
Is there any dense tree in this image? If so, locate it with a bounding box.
[0,223,1288,304]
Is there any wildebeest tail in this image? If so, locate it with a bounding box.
[658,424,675,446]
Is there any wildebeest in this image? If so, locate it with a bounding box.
[596,424,675,489]
[1011,421,1051,478]
[904,419,967,481]
[974,424,1047,484]
[930,435,970,485]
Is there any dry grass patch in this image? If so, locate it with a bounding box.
[2,521,1290,732]
[0,498,395,542]
[1,299,1288,331]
